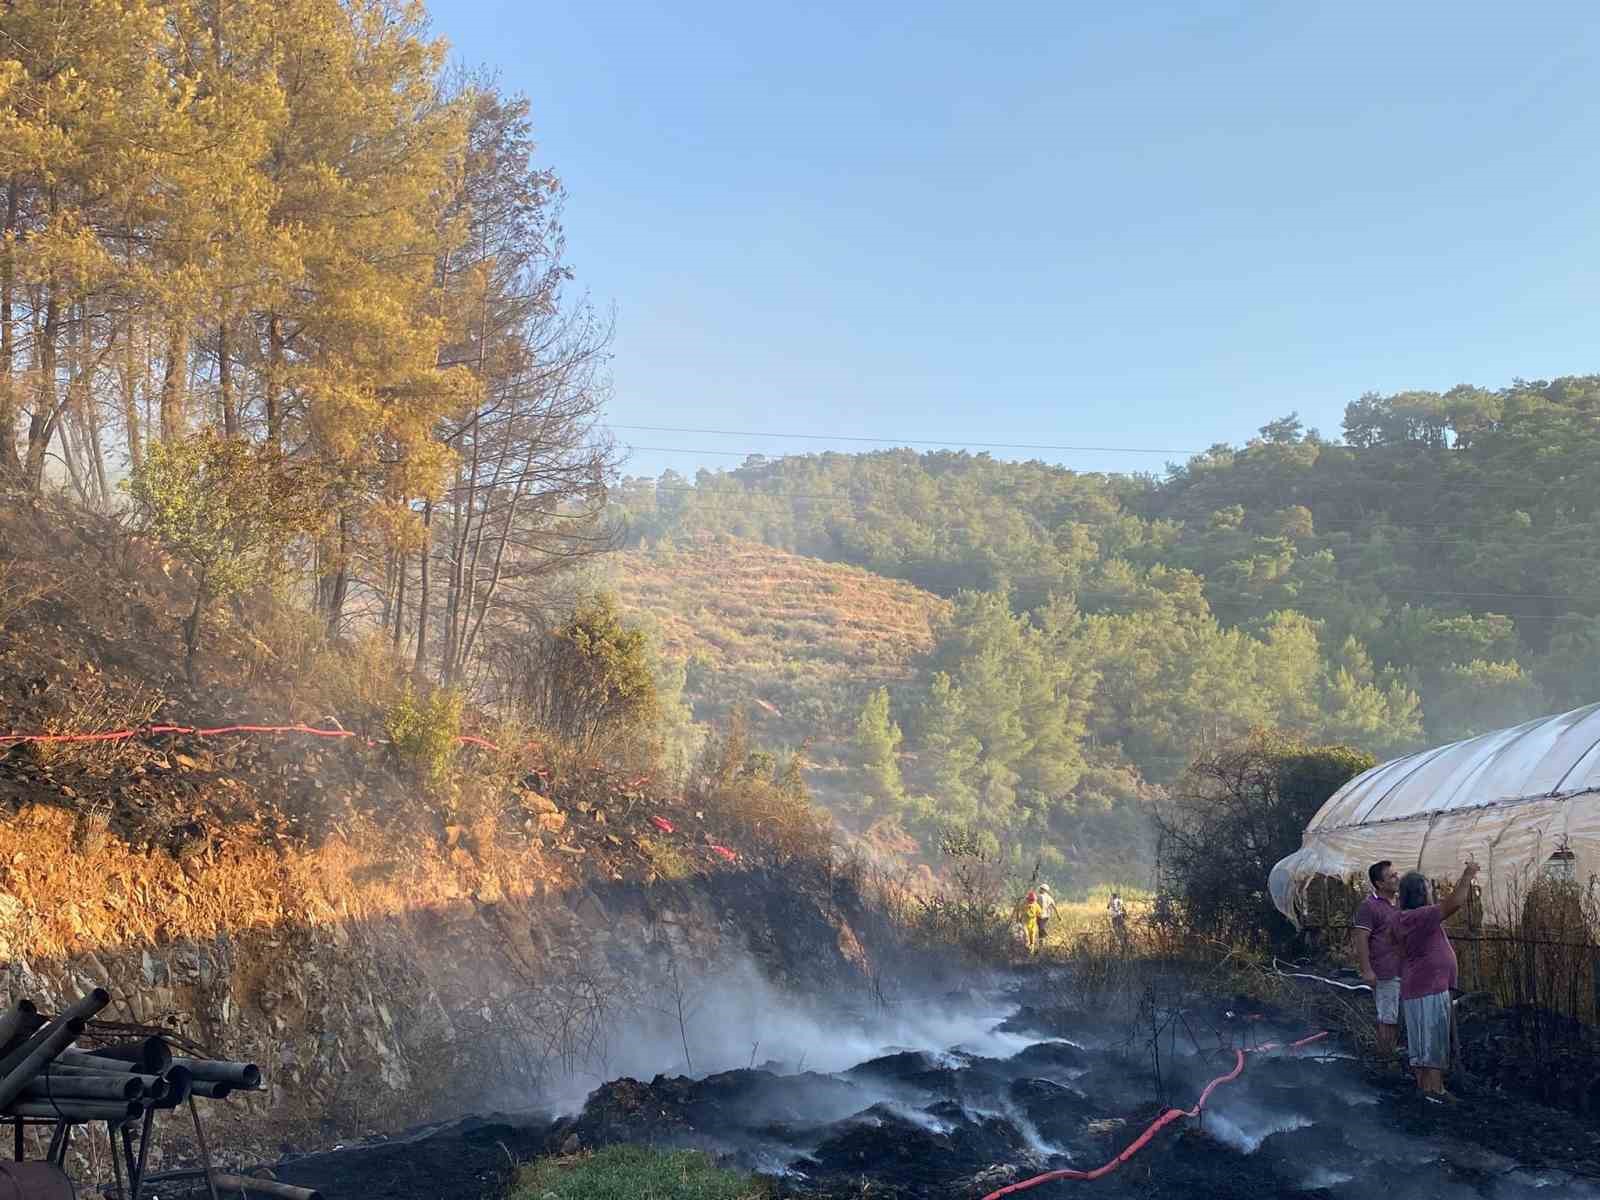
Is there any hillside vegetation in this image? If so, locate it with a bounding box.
[614,382,1600,882]
[610,537,947,798]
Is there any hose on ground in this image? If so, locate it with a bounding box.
[978,1031,1330,1198]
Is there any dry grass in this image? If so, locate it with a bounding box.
[0,558,56,630]
[1041,885,1154,946]
[0,782,592,965]
[697,776,833,870]
[30,672,166,774]
[1453,874,1600,1027]
[612,534,948,732]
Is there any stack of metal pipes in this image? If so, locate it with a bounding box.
[0,992,263,1125]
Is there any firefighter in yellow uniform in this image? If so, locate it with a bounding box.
[1020,890,1043,955]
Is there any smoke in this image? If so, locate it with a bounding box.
[532,953,1028,1111]
[465,951,1600,1200]
[1202,1108,1312,1153]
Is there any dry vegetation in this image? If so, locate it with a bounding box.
[0,497,833,960]
[613,534,948,732]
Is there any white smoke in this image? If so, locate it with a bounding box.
[534,954,1032,1111]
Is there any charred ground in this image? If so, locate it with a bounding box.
[253,965,1600,1200]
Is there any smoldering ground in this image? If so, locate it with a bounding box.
[268,962,1600,1200]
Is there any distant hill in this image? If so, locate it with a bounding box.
[605,382,1600,883]
[610,534,948,750]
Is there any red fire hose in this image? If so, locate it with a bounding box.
[0,719,741,863]
[979,1031,1330,1199]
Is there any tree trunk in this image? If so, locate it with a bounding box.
[24,291,62,489]
[461,481,525,672]
[266,313,283,445]
[442,463,467,681]
[0,177,19,478]
[120,312,142,471]
[323,510,350,640]
[184,584,208,685]
[56,405,87,503]
[414,500,432,673]
[159,321,190,441]
[218,318,237,436]
[56,307,89,502]
[392,546,407,652]
[380,548,395,631]
[82,350,111,505]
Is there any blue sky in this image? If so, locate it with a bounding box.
[434,2,1600,480]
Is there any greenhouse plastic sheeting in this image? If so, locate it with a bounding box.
[1269,702,1600,925]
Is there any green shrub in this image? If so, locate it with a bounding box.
[1156,731,1374,947]
[125,430,322,681]
[513,1146,768,1200]
[385,682,464,791]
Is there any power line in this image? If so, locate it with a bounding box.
[612,425,1203,456]
[1061,584,1589,604]
[619,443,1594,492]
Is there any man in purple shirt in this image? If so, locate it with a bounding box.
[1352,860,1401,1057]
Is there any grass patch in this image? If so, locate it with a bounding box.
[1041,884,1153,945]
[512,1146,769,1200]
[640,836,696,881]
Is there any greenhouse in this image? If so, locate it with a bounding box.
[1270,702,1600,925]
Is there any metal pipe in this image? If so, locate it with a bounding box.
[90,1038,173,1074]
[0,1018,86,1111]
[209,1173,324,1200]
[41,1064,162,1091]
[120,1123,138,1194]
[0,1002,37,1054]
[0,992,108,1088]
[187,1081,233,1100]
[6,1099,138,1122]
[171,1057,261,1089]
[0,991,108,1079]
[0,1015,43,1063]
[147,1066,191,1110]
[21,1073,143,1102]
[54,1050,149,1074]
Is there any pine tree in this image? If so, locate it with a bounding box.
[854,686,905,812]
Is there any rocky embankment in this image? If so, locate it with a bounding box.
[0,739,888,1183]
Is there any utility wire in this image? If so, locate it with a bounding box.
[618,439,1596,492]
[612,424,1204,456]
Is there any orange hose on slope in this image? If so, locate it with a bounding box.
[979,1031,1330,1199]
[0,719,744,859]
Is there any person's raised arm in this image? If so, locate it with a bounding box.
[1438,861,1480,921]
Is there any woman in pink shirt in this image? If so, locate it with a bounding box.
[1390,860,1479,1101]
